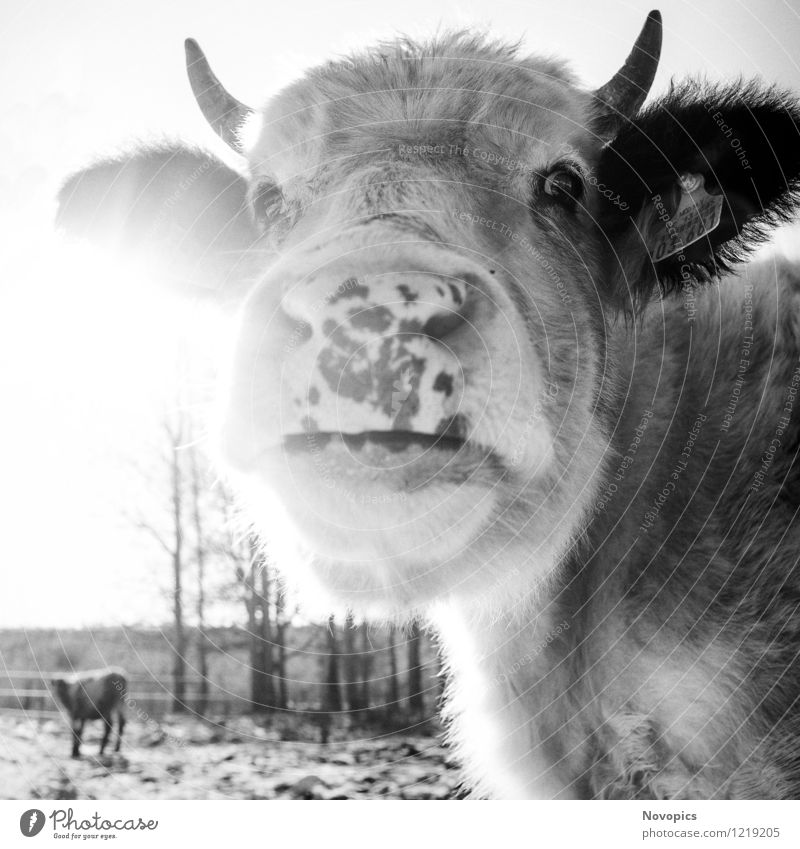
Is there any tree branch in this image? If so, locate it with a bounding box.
[135,520,174,557]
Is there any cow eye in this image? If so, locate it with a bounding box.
[252,182,286,229]
[539,163,585,209]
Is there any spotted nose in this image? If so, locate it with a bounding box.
[278,270,469,437]
[281,271,468,341]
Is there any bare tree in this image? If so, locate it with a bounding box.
[167,415,188,712]
[359,621,372,715]
[256,550,275,710]
[129,348,202,714]
[133,411,190,713]
[406,620,424,718]
[274,586,289,710]
[322,614,342,713]
[188,440,209,715]
[387,624,401,708]
[342,612,366,717]
[316,614,343,743]
[128,346,301,719]
[241,539,273,712]
[213,484,292,714]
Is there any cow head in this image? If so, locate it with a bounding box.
[50,677,71,710]
[58,11,800,616]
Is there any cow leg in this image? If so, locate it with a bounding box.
[99,717,113,755]
[71,719,84,759]
[115,709,126,753]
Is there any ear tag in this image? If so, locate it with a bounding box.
[648,173,723,262]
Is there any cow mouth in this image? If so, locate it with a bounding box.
[274,428,499,492]
[283,430,466,455]
[247,428,509,567]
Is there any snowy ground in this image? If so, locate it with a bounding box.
[0,715,462,800]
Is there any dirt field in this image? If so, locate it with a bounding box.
[0,715,462,800]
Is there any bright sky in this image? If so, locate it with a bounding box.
[1,0,799,627]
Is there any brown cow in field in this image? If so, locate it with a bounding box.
[57,11,800,797]
[51,668,127,758]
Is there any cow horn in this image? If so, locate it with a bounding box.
[185,38,254,153]
[593,10,662,134]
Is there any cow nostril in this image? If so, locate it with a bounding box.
[421,309,464,341]
[286,317,312,345]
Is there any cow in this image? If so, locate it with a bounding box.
[56,11,800,797]
[51,668,127,758]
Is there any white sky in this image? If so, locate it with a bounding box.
[1,0,799,627]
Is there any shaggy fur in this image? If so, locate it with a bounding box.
[57,20,800,797]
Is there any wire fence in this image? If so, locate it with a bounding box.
[0,669,441,723]
[0,624,444,726]
[0,671,259,718]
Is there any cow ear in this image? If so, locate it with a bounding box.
[57,145,260,302]
[595,80,800,307]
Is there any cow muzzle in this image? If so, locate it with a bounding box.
[279,265,469,440]
[223,244,508,494]
[221,242,550,569]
